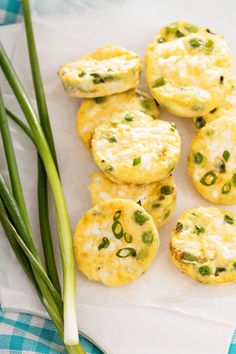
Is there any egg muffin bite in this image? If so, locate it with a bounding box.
[73,198,159,286]
[170,207,236,284]
[58,44,142,98]
[91,110,181,184]
[89,171,177,228]
[77,89,159,148]
[193,82,236,130]
[145,21,234,118]
[188,115,236,204]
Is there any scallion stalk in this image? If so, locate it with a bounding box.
[0,45,78,346]
[22,0,61,295]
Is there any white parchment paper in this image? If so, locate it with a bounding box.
[1,0,236,329]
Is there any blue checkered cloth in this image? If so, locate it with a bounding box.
[0,1,236,353]
[0,308,103,353]
[0,0,22,25]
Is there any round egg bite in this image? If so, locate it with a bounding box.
[193,82,236,130]
[89,171,177,228]
[77,89,159,148]
[73,198,159,286]
[188,115,236,204]
[170,207,236,284]
[91,110,181,184]
[145,21,234,118]
[58,44,142,98]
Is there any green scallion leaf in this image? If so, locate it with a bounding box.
[113,210,121,220]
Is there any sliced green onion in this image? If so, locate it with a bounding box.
[198,265,211,276]
[116,247,136,258]
[175,222,183,232]
[160,185,173,195]
[108,136,117,143]
[194,117,206,129]
[152,77,165,88]
[133,157,141,166]
[205,39,214,52]
[224,214,234,225]
[152,202,161,209]
[124,233,133,243]
[136,248,149,261]
[181,252,198,264]
[193,152,203,164]
[189,38,204,48]
[210,107,217,114]
[170,122,176,132]
[222,182,231,194]
[142,231,153,244]
[185,24,198,33]
[98,237,110,250]
[124,112,135,121]
[175,30,185,38]
[112,220,123,239]
[215,267,226,276]
[195,225,205,235]
[223,150,230,161]
[157,37,166,43]
[90,72,105,84]
[232,174,236,186]
[200,171,217,186]
[94,97,106,104]
[113,210,121,220]
[134,210,149,225]
[216,158,226,173]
